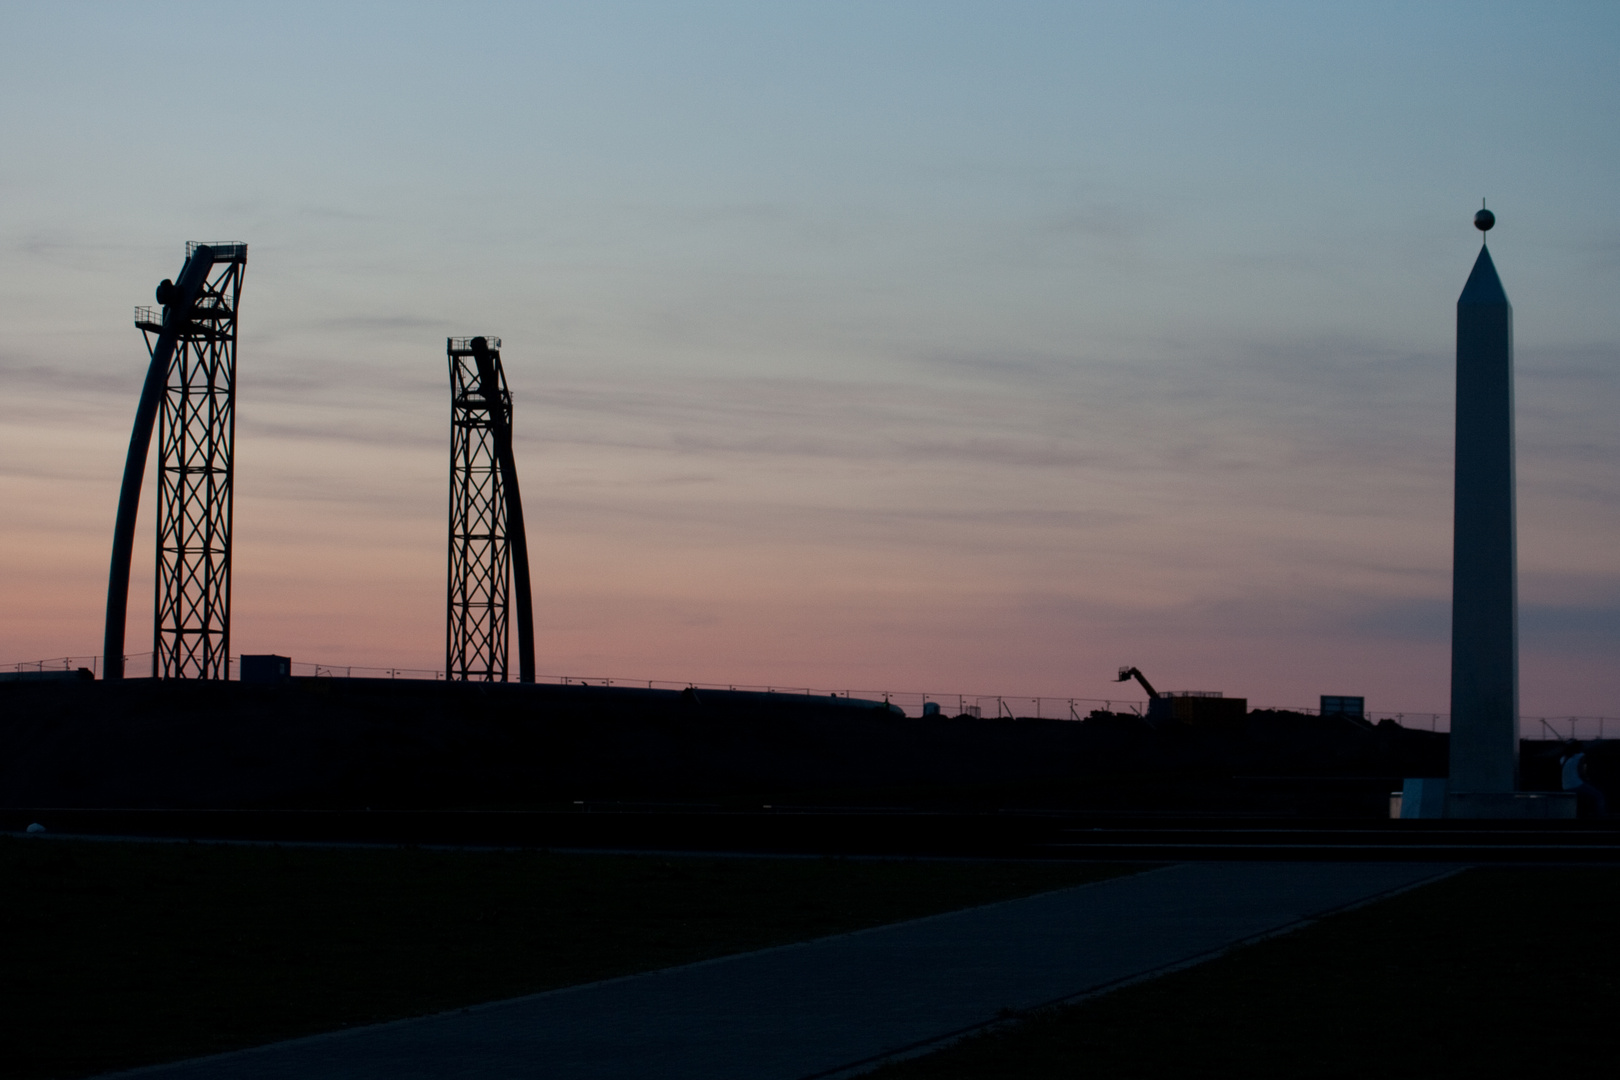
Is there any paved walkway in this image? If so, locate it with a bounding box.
[109,861,1455,1080]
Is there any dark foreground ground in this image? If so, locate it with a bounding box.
[0,676,1503,816]
[2,837,1614,1080]
[5,679,1614,1078]
[0,836,1129,1080]
[872,866,1620,1080]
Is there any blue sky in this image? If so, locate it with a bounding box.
[2,2,1617,715]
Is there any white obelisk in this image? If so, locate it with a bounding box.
[1447,208,1518,807]
[1399,210,1572,819]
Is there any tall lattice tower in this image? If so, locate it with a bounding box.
[446,336,535,682]
[136,243,246,678]
[106,242,246,680]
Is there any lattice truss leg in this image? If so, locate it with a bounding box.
[138,244,246,679]
[447,337,511,681]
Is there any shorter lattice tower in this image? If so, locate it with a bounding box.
[446,337,535,682]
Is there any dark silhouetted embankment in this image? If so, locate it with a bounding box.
[0,677,1461,816]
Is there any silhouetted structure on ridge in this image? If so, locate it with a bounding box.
[1115,666,1247,724]
[446,336,535,682]
[104,242,247,680]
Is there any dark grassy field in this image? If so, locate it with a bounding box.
[0,835,1130,1080]
[870,866,1620,1079]
[0,678,1453,815]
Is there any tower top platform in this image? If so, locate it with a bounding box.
[185,241,248,263]
[448,336,501,357]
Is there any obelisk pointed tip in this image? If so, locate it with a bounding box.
[1459,244,1508,306]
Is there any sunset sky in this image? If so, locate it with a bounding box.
[2,2,1617,716]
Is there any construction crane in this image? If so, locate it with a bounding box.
[1115,665,1247,724]
[1116,666,1159,700]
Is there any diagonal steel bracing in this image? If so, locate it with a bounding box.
[145,244,245,679]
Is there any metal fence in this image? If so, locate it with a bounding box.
[5,654,104,677]
[3,652,1614,740]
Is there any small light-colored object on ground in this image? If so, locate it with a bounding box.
[1401,778,1449,819]
[25,823,46,834]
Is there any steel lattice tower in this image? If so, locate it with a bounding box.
[446,337,535,682]
[105,242,246,680]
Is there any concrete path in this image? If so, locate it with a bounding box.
[109,861,1455,1080]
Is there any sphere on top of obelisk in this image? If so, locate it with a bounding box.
[1475,203,1495,233]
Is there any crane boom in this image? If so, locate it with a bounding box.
[1115,665,1159,700]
